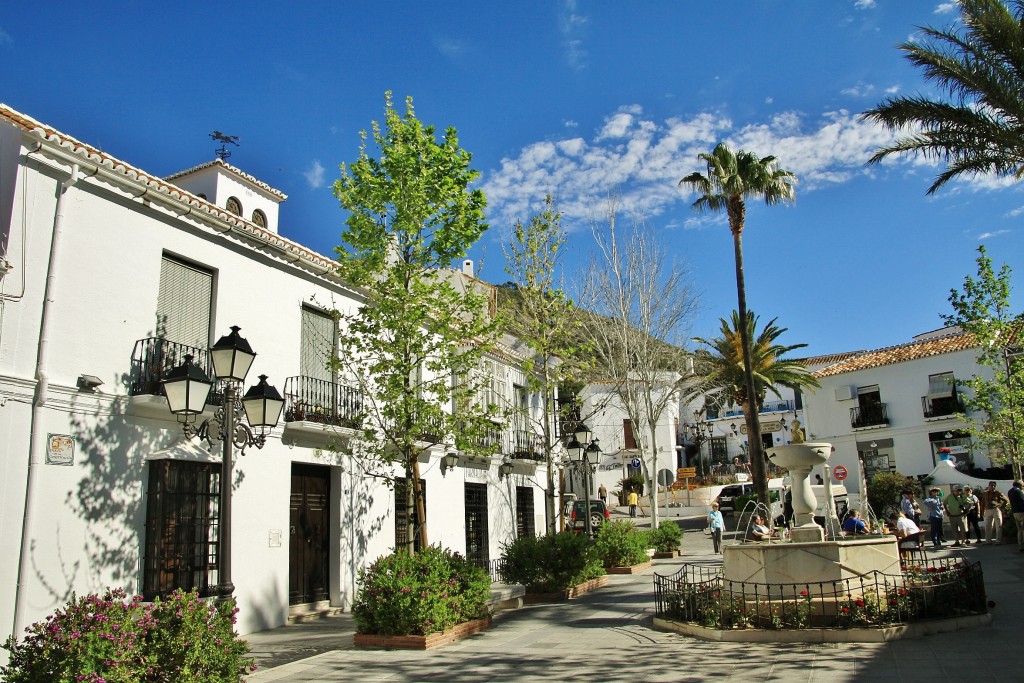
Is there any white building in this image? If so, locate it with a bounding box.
[805,328,991,494]
[0,104,550,648]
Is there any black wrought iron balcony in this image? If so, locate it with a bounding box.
[507,429,542,460]
[128,337,224,406]
[282,375,363,429]
[850,404,889,429]
[922,394,963,419]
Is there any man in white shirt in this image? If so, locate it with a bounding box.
[888,513,922,554]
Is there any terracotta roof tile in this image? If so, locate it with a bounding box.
[165,159,287,201]
[813,332,977,378]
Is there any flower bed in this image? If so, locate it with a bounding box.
[607,560,653,574]
[353,616,492,650]
[652,557,989,640]
[523,575,609,603]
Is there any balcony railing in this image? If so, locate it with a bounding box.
[129,337,224,406]
[506,428,542,460]
[850,404,889,429]
[760,399,793,413]
[922,395,963,419]
[283,375,363,429]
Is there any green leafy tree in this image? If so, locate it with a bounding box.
[679,143,796,508]
[693,311,820,421]
[867,471,917,521]
[863,0,1024,194]
[941,245,1024,480]
[502,195,589,533]
[333,93,500,552]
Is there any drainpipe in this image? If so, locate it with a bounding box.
[12,161,81,638]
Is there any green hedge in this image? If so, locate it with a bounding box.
[353,545,491,636]
[594,520,650,567]
[499,532,605,592]
[648,521,683,553]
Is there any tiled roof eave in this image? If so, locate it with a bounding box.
[812,333,978,378]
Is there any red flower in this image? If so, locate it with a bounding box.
[841,607,850,613]
[890,599,898,605]
[855,599,865,608]
[799,590,808,596]
[897,589,906,596]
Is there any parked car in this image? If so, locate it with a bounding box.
[568,499,611,532]
[715,483,753,515]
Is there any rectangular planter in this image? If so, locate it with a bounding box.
[652,550,680,559]
[354,616,492,650]
[607,560,652,574]
[523,575,609,603]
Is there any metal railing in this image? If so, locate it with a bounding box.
[282,375,363,428]
[472,557,508,583]
[128,337,225,406]
[653,556,986,630]
[850,404,889,429]
[922,394,963,419]
[506,428,542,460]
[760,399,793,413]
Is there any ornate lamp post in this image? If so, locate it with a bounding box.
[162,326,284,601]
[688,420,715,477]
[566,423,601,538]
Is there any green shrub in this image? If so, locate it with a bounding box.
[499,532,604,592]
[0,588,254,683]
[649,521,683,553]
[352,545,490,636]
[868,471,917,520]
[594,520,649,568]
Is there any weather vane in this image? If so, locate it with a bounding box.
[209,131,240,161]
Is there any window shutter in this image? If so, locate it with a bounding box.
[927,372,954,399]
[623,419,636,449]
[300,306,336,381]
[157,256,212,348]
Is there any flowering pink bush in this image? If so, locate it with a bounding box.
[1,588,255,682]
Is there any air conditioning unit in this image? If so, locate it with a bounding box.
[834,385,854,401]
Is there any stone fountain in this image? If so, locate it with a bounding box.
[722,436,901,585]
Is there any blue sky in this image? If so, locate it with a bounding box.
[2,1,1021,357]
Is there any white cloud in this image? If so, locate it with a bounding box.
[0,27,11,46]
[304,160,325,189]
[854,0,876,8]
[559,0,588,70]
[977,229,1011,239]
[435,37,465,59]
[563,119,578,128]
[935,3,957,14]
[841,83,876,98]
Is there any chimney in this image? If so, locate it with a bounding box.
[462,259,474,277]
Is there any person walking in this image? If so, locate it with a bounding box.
[598,483,607,505]
[980,481,1008,545]
[706,502,725,553]
[627,489,639,518]
[922,487,945,549]
[963,486,982,543]
[944,486,968,547]
[1007,481,1024,552]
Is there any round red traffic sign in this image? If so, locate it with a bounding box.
[833,465,848,481]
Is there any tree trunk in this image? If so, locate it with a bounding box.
[404,456,416,554]
[648,420,660,530]
[412,457,427,549]
[731,227,767,508]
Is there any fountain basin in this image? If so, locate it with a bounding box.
[723,536,901,585]
[766,443,831,469]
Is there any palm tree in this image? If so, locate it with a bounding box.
[694,311,821,422]
[680,143,796,507]
[862,0,1024,194]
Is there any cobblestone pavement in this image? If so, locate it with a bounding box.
[245,509,1022,682]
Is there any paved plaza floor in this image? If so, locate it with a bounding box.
[245,510,1023,682]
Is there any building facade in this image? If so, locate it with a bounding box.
[0,104,549,648]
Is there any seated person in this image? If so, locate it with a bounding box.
[748,514,775,541]
[842,509,868,535]
[888,512,921,550]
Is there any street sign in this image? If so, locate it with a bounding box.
[629,457,642,469]
[677,467,697,479]
[657,469,675,486]
[833,465,848,481]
